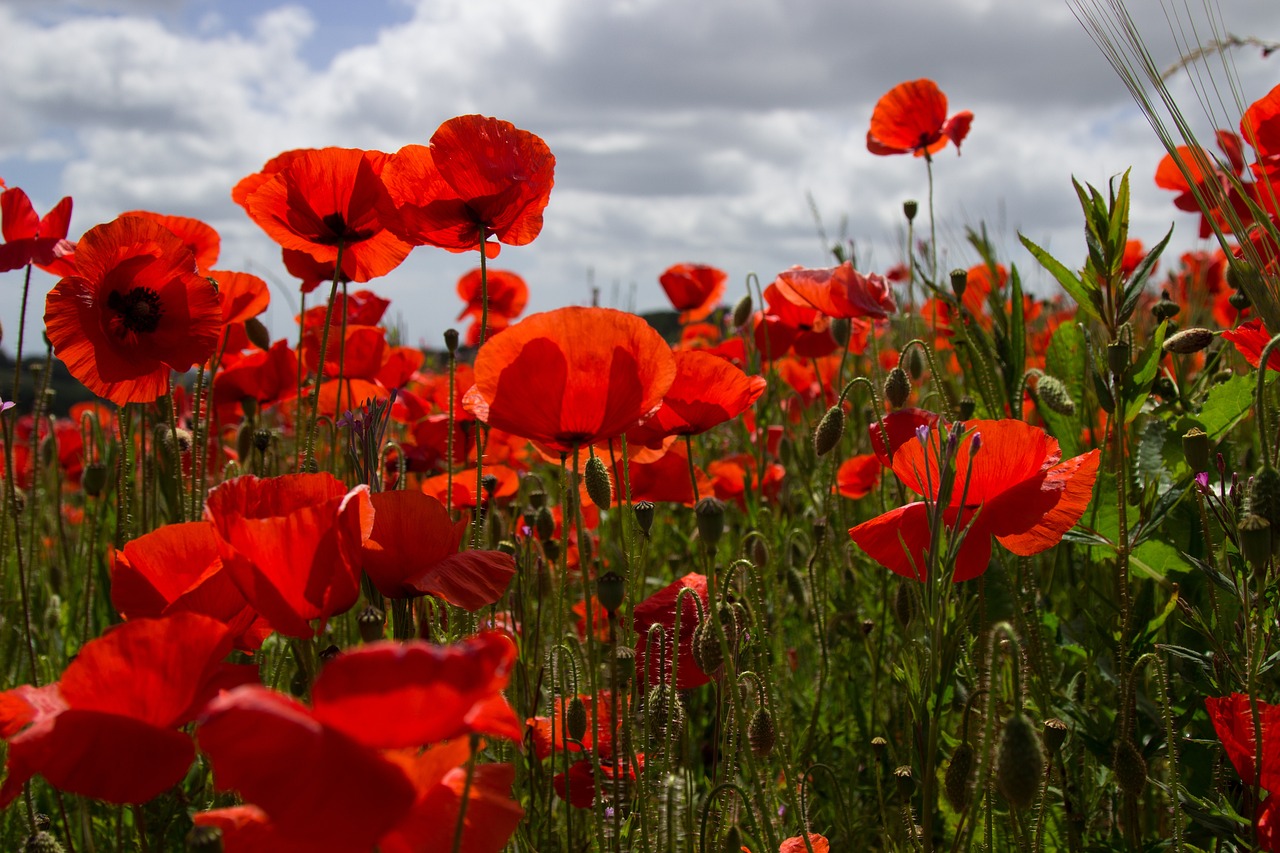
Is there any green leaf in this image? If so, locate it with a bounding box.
[1008,266,1026,389]
[1108,170,1131,267]
[1040,322,1086,457]
[1124,321,1167,423]
[1135,418,1174,494]
[1187,371,1273,441]
[1019,233,1102,322]
[1118,224,1173,325]
[1130,537,1191,581]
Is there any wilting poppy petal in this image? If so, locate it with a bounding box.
[309,633,522,749]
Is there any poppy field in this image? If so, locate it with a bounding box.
[4,28,1280,853]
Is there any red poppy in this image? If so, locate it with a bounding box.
[1262,796,1280,853]
[1242,84,1280,166]
[709,453,786,510]
[611,441,712,506]
[850,419,1100,582]
[204,473,372,638]
[308,633,523,748]
[421,464,520,510]
[869,407,944,465]
[283,247,350,295]
[1155,132,1255,237]
[382,115,555,257]
[467,306,677,453]
[553,754,643,809]
[660,263,727,322]
[867,79,973,158]
[0,187,75,275]
[110,521,270,651]
[300,288,391,331]
[1224,319,1280,370]
[361,490,515,607]
[772,262,897,321]
[209,269,271,354]
[457,267,528,322]
[627,350,765,448]
[780,834,831,853]
[239,147,413,283]
[213,339,299,423]
[836,453,882,500]
[0,613,255,806]
[1206,693,1280,791]
[45,216,224,405]
[633,572,711,689]
[121,210,220,271]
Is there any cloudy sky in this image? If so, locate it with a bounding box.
[0,0,1277,353]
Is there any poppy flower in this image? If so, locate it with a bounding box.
[0,613,256,806]
[610,440,713,506]
[204,473,372,639]
[283,247,350,295]
[626,350,766,448]
[361,490,516,608]
[300,288,391,331]
[1224,319,1280,371]
[1155,132,1253,238]
[708,453,786,510]
[0,187,75,275]
[633,572,711,689]
[1242,84,1280,166]
[659,263,728,322]
[553,754,643,809]
[528,690,624,761]
[239,147,413,283]
[869,407,944,465]
[849,419,1100,582]
[44,216,224,406]
[1205,693,1280,791]
[457,267,528,322]
[867,79,973,158]
[467,306,677,453]
[421,464,520,511]
[121,210,220,272]
[213,339,300,423]
[772,262,897,321]
[780,834,831,853]
[110,521,270,651]
[836,453,882,500]
[382,115,555,257]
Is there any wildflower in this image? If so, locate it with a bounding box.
[0,187,75,275]
[867,79,973,158]
[659,263,727,322]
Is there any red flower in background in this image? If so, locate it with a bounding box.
[772,261,897,321]
[238,147,412,282]
[1206,693,1280,791]
[283,246,351,294]
[1224,319,1280,371]
[204,473,372,638]
[709,453,785,509]
[361,490,515,608]
[457,267,528,323]
[468,306,676,453]
[633,573,711,689]
[45,216,223,405]
[0,187,75,275]
[209,268,270,354]
[850,419,1100,582]
[213,339,299,423]
[0,613,256,806]
[836,454,882,500]
[867,79,973,158]
[627,350,765,448]
[382,115,555,257]
[659,263,727,322]
[1154,131,1253,238]
[1242,83,1280,168]
[121,210,220,272]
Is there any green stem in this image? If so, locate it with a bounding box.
[303,242,345,469]
[449,735,480,853]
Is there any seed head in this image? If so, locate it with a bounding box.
[1162,327,1215,355]
[996,712,1044,810]
[1181,428,1210,473]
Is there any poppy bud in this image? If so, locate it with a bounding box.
[1107,340,1130,376]
[24,830,68,853]
[829,317,852,347]
[1035,375,1076,416]
[535,506,556,542]
[996,712,1044,810]
[944,741,974,810]
[893,765,915,798]
[1151,374,1177,400]
[1113,739,1147,796]
[1181,428,1210,473]
[1162,328,1215,355]
[903,199,919,222]
[565,696,588,742]
[444,328,459,354]
[905,346,926,381]
[244,316,272,351]
[958,396,976,420]
[813,405,845,456]
[884,367,912,409]
[1151,291,1180,322]
[695,497,725,547]
[185,825,222,853]
[481,474,499,498]
[596,571,626,614]
[1229,290,1252,311]
[1043,718,1068,757]
[747,533,769,568]
[731,294,753,328]
[646,684,681,736]
[723,826,744,853]
[862,618,875,635]
[1228,260,1260,293]
[542,538,561,563]
[748,706,776,756]
[584,454,613,510]
[1238,513,1272,570]
[357,605,385,643]
[786,567,809,608]
[894,578,916,628]
[235,423,254,461]
[614,645,636,688]
[82,461,108,498]
[1093,373,1115,414]
[253,429,273,454]
[634,501,655,537]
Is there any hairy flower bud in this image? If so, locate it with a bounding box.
[565,696,588,743]
[584,454,613,510]
[1113,739,1147,796]
[814,405,846,456]
[1035,375,1076,416]
[996,712,1044,810]
[731,294,753,328]
[748,706,776,756]
[1162,327,1215,355]
[944,741,975,810]
[884,367,912,409]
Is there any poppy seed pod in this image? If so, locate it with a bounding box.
[903,199,919,222]
[748,706,776,756]
[884,367,912,409]
[949,268,968,301]
[1237,513,1272,570]
[1151,291,1180,322]
[1107,340,1130,376]
[1035,375,1076,416]
[443,328,459,354]
[1043,718,1068,757]
[731,293,753,328]
[614,645,636,688]
[695,497,725,547]
[996,712,1044,810]
[584,454,613,510]
[944,741,975,810]
[870,736,888,760]
[829,317,852,347]
[81,461,108,498]
[596,571,626,614]
[565,696,588,743]
[356,605,385,643]
[1162,328,1215,355]
[634,501,655,537]
[893,765,915,798]
[534,506,556,542]
[1113,739,1147,796]
[958,396,976,420]
[814,405,846,456]
[1182,428,1210,473]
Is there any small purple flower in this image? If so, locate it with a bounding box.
[915,423,930,447]
[969,431,983,455]
[0,396,14,415]
[1194,471,1210,491]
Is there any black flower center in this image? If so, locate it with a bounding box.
[107,287,164,334]
[319,213,375,246]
